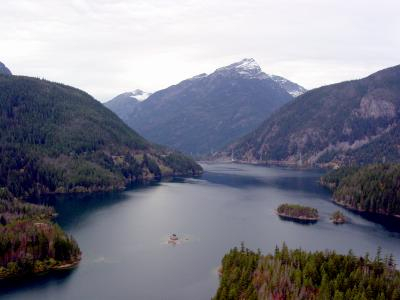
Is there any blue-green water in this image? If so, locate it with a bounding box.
[1,163,400,299]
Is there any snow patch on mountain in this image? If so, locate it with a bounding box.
[212,58,306,96]
[215,58,263,79]
[268,75,307,97]
[287,90,305,97]
[130,89,152,101]
[234,58,261,72]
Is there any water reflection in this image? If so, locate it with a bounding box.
[0,268,76,294]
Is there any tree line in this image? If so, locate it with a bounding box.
[214,243,400,300]
[321,164,400,216]
[0,199,80,279]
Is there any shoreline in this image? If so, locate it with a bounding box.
[201,159,332,170]
[27,172,203,201]
[332,218,345,224]
[203,162,400,221]
[333,199,400,219]
[0,256,81,281]
[277,212,319,223]
[52,256,81,270]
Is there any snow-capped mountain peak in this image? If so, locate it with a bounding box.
[215,58,263,78]
[233,58,261,72]
[206,58,306,96]
[129,89,152,101]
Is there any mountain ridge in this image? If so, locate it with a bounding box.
[0,61,12,75]
[104,89,152,121]
[218,64,400,167]
[106,58,306,155]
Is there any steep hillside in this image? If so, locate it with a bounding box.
[269,74,306,97]
[0,61,12,76]
[109,58,305,155]
[222,65,400,167]
[0,74,201,199]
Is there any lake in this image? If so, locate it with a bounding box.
[1,163,400,299]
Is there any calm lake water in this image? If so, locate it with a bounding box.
[1,163,400,299]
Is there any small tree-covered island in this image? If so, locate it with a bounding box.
[277,204,319,223]
[321,164,400,218]
[214,244,400,300]
[331,211,346,224]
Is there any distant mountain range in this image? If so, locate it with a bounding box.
[0,61,12,75]
[104,89,151,121]
[105,58,306,155]
[218,64,400,167]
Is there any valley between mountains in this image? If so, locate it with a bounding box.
[1,59,400,299]
[105,58,305,156]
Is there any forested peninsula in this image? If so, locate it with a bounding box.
[321,164,400,217]
[0,194,80,279]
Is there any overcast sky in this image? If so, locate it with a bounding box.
[1,0,399,101]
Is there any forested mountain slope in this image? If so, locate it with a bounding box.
[0,74,201,199]
[221,65,400,167]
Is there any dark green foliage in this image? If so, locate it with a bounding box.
[321,164,400,216]
[160,152,203,175]
[54,233,78,261]
[0,75,201,199]
[347,125,400,165]
[214,244,260,300]
[277,203,319,220]
[143,154,161,178]
[0,74,201,280]
[0,199,54,221]
[320,166,359,190]
[0,200,80,279]
[214,244,400,300]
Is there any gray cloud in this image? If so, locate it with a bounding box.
[1,0,399,101]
